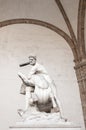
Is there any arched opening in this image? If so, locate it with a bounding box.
[0,19,78,61]
[0,21,84,129]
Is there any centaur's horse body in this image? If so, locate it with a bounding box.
[31,74,55,105]
[18,72,61,113]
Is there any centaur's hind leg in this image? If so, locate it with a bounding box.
[50,92,60,113]
[50,92,67,121]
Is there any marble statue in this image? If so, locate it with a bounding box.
[17,56,68,124]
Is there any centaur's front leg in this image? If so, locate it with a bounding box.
[17,86,32,116]
[18,72,39,115]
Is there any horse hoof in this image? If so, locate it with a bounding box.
[17,109,24,117]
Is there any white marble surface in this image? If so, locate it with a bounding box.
[10,120,81,130]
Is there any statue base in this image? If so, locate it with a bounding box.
[10,111,81,130]
[9,124,81,130]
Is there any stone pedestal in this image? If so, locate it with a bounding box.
[9,111,81,130]
[9,124,81,130]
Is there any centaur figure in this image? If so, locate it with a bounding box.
[18,56,64,119]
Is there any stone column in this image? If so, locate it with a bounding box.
[74,60,86,127]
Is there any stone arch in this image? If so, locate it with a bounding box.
[0,18,78,61]
[0,18,85,128]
